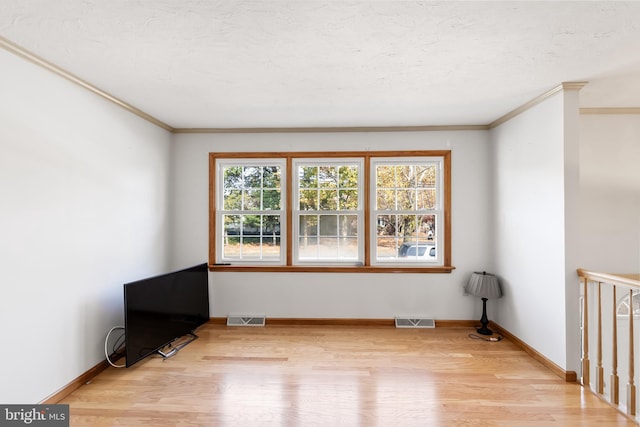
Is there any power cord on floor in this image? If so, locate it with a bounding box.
[468,333,503,342]
[105,326,126,368]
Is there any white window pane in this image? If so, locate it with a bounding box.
[217,160,285,264]
[243,166,261,187]
[319,215,338,236]
[221,214,282,261]
[262,166,281,187]
[317,237,339,258]
[397,189,415,210]
[299,166,318,188]
[416,189,436,209]
[376,189,395,210]
[224,189,242,210]
[300,190,318,210]
[339,165,358,187]
[376,236,398,259]
[223,166,243,189]
[372,157,443,265]
[244,189,261,210]
[293,159,363,264]
[299,215,318,236]
[338,189,358,210]
[298,237,319,259]
[416,165,437,188]
[263,189,281,210]
[318,166,338,188]
[338,237,359,259]
[339,215,358,237]
[319,189,338,210]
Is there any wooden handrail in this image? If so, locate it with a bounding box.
[577,269,640,289]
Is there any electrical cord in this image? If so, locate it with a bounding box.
[105,326,126,368]
[468,333,503,342]
[112,331,126,355]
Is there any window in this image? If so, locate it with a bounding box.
[371,158,443,265]
[617,290,640,318]
[210,151,452,272]
[215,159,286,264]
[293,159,364,265]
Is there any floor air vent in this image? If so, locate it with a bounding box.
[227,315,266,327]
[395,317,435,328]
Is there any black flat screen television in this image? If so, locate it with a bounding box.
[123,263,210,367]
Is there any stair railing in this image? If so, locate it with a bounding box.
[578,269,639,421]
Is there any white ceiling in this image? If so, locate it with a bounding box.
[1,1,640,129]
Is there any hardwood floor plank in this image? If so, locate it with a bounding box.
[61,324,636,426]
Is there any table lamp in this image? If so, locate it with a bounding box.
[465,271,502,335]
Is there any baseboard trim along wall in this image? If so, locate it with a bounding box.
[490,321,578,383]
[44,318,575,403]
[210,317,477,328]
[40,359,111,404]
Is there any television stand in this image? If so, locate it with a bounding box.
[156,332,199,360]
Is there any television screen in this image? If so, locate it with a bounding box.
[124,263,209,367]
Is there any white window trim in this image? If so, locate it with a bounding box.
[369,156,445,266]
[215,158,287,265]
[292,158,365,266]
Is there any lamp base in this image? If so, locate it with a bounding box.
[476,326,493,336]
[477,297,493,336]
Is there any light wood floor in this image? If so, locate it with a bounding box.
[62,323,636,426]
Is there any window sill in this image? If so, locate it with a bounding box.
[208,265,455,273]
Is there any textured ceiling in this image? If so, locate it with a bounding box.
[1,1,640,129]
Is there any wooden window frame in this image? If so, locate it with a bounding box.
[209,150,453,273]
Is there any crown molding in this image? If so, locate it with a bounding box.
[561,81,589,91]
[1,35,488,134]
[2,41,626,134]
[580,107,640,115]
[173,124,489,134]
[488,81,588,129]
[0,35,174,132]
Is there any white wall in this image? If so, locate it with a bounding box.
[490,91,581,371]
[578,114,640,273]
[579,115,640,408]
[171,131,493,320]
[0,49,172,403]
